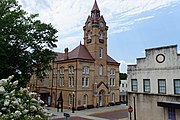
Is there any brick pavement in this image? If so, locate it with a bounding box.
[90,109,128,120]
[48,104,128,120]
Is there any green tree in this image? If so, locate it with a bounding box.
[0,0,58,87]
[119,73,127,86]
[119,73,127,80]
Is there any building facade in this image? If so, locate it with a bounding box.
[29,0,120,110]
[128,45,180,120]
[120,80,127,104]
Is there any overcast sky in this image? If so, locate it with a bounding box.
[17,0,180,73]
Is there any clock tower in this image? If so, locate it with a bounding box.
[83,0,108,60]
[83,0,109,83]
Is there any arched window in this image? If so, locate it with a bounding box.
[69,66,74,74]
[88,32,91,39]
[60,67,64,74]
[83,94,88,106]
[82,66,89,74]
[99,48,103,58]
[69,94,72,105]
[99,65,103,75]
[99,31,103,39]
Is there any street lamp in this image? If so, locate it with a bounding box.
[133,94,136,120]
[72,92,75,113]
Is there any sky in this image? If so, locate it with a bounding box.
[17,0,180,73]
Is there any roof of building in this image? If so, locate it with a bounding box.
[55,44,94,61]
[145,44,177,51]
[55,44,119,64]
[107,55,119,64]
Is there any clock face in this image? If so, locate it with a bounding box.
[87,22,91,28]
[156,54,165,63]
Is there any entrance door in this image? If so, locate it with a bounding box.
[99,91,103,106]
[168,108,176,120]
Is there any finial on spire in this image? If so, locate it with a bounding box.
[91,0,100,12]
[91,0,100,23]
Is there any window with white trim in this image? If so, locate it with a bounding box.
[69,77,71,86]
[83,94,88,106]
[72,77,74,86]
[131,79,137,91]
[60,67,64,75]
[82,77,89,87]
[53,78,56,87]
[69,77,74,87]
[69,66,74,74]
[60,77,64,86]
[85,78,89,87]
[110,69,115,75]
[82,66,89,75]
[158,79,166,94]
[69,94,72,105]
[53,68,57,75]
[174,79,180,94]
[143,79,150,93]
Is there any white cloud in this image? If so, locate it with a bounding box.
[178,50,180,54]
[54,35,82,52]
[17,0,179,52]
[118,60,135,73]
[134,16,154,22]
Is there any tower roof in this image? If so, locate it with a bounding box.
[91,0,100,12]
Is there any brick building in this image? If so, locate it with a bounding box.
[29,0,120,110]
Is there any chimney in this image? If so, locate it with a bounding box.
[64,48,69,60]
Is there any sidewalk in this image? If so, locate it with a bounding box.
[47,104,128,120]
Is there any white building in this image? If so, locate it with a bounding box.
[128,45,180,120]
[120,80,127,103]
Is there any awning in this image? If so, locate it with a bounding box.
[157,101,180,109]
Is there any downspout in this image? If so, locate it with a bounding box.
[75,59,78,110]
[55,63,58,107]
[50,61,53,106]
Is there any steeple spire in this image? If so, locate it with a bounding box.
[91,0,100,23]
[91,0,100,12]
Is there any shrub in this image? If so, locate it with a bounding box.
[0,75,51,120]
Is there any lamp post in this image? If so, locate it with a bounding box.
[72,92,75,113]
[133,94,136,120]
